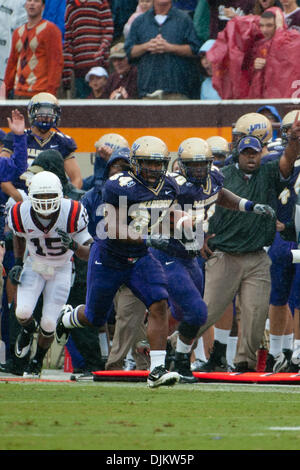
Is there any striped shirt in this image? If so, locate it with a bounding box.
[63,0,114,88]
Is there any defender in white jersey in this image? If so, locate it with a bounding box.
[7,171,92,378]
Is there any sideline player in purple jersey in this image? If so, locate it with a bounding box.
[0,92,81,205]
[280,186,300,372]
[55,135,184,388]
[150,137,276,381]
[0,109,28,182]
[265,110,300,372]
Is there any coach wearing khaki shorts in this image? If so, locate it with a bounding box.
[105,285,150,371]
[197,130,300,371]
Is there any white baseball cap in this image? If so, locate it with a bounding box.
[199,39,216,54]
[85,67,108,82]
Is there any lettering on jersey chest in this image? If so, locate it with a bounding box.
[187,193,219,232]
[192,192,219,209]
[278,188,291,205]
[29,234,67,257]
[109,172,176,233]
[26,209,67,257]
[128,199,174,233]
[27,148,43,161]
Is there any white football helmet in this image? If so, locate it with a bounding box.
[28,171,63,216]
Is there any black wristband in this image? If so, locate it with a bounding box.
[70,240,79,252]
[14,257,23,266]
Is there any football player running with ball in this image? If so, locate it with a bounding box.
[56,136,182,388]
[54,134,275,387]
[150,137,276,382]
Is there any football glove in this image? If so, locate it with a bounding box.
[56,228,79,252]
[253,204,276,218]
[8,259,23,285]
[144,234,170,251]
[144,234,202,258]
[175,239,202,258]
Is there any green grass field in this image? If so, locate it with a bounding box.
[1,381,300,451]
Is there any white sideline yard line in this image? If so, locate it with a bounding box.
[269,427,300,431]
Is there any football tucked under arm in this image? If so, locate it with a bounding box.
[167,209,195,240]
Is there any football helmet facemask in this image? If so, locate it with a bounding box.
[130,136,170,187]
[28,92,61,132]
[28,171,63,216]
[178,138,213,185]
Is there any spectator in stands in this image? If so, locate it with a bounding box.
[257,105,282,139]
[85,67,108,99]
[123,0,153,39]
[0,0,27,83]
[101,42,138,99]
[249,9,300,98]
[109,0,138,41]
[280,0,300,31]
[3,0,63,99]
[198,39,221,100]
[193,0,211,45]
[208,7,300,98]
[42,0,66,39]
[252,0,282,15]
[207,0,255,39]
[63,0,114,99]
[198,119,300,372]
[173,1,198,18]
[125,0,201,100]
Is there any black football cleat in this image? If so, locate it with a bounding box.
[173,352,198,383]
[55,305,73,345]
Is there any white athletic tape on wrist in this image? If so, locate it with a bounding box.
[176,215,190,230]
[292,250,300,263]
[238,198,249,212]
